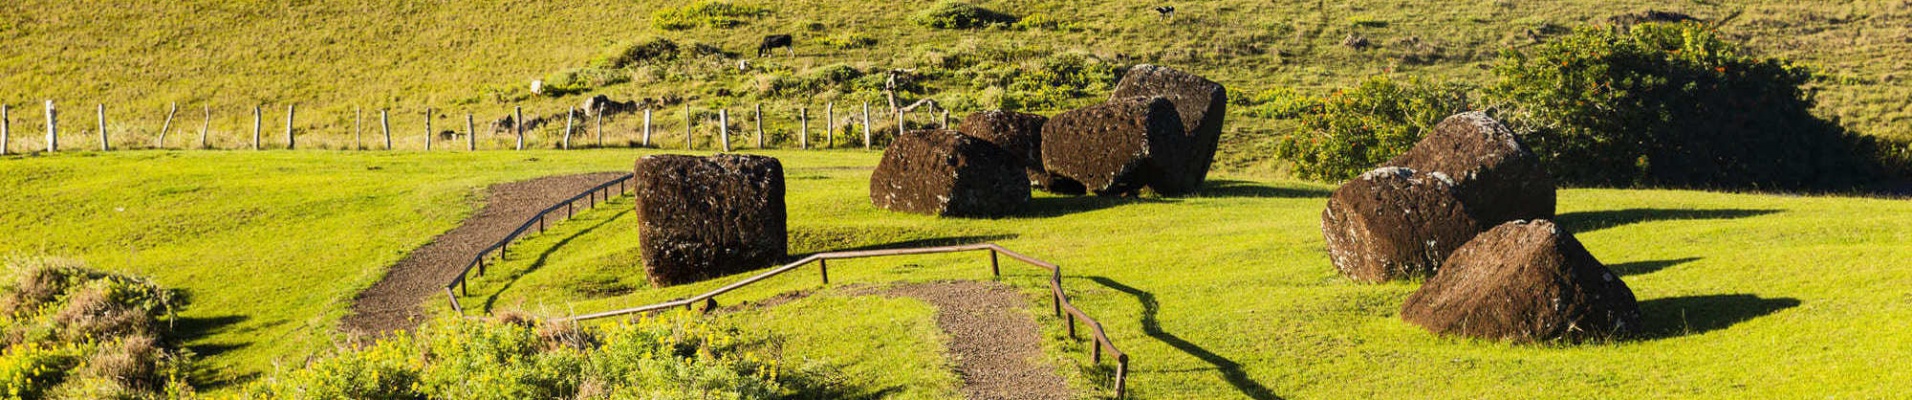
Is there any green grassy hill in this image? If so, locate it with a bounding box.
[4,149,1909,398]
[3,1,1909,168]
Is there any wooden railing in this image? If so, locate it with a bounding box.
[442,173,634,314]
[557,243,1131,398]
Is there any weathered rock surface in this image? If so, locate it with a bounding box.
[1040,97,1187,197]
[870,129,1031,217]
[633,154,786,286]
[956,110,1085,195]
[1321,167,1483,282]
[1385,112,1555,226]
[1401,219,1642,342]
[1110,64,1227,195]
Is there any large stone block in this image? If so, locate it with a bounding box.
[1402,219,1641,342]
[1110,64,1227,195]
[1321,167,1483,282]
[870,129,1030,217]
[633,154,786,286]
[1385,112,1555,226]
[1040,97,1187,197]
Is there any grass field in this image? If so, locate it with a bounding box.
[3,1,1909,167]
[5,149,1909,398]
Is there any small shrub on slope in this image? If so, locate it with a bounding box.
[1272,76,1474,182]
[913,1,1018,30]
[0,257,194,399]
[652,1,771,31]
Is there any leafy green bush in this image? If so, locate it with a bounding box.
[1272,76,1473,181]
[0,257,194,399]
[912,1,1018,30]
[592,37,680,69]
[762,64,863,96]
[818,32,877,50]
[652,1,770,31]
[1490,22,1884,189]
[247,311,820,399]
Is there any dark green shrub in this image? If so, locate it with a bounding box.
[542,67,630,97]
[592,37,680,69]
[652,1,770,31]
[1490,22,1882,189]
[912,1,1018,30]
[1272,76,1474,182]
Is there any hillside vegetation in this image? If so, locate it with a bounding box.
[3,1,1909,174]
[4,150,1910,398]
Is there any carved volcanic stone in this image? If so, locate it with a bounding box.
[1402,219,1642,342]
[870,129,1031,217]
[956,110,1085,195]
[1110,64,1227,195]
[1385,112,1555,226]
[1321,167,1483,282]
[1040,97,1187,197]
[633,154,787,286]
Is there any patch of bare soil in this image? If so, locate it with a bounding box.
[341,172,626,335]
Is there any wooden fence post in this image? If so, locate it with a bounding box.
[97,104,108,151]
[754,103,764,148]
[562,107,574,150]
[799,106,809,149]
[424,108,434,151]
[157,102,177,149]
[1,104,9,156]
[199,105,210,150]
[45,101,57,152]
[861,102,871,151]
[285,104,296,150]
[252,105,261,150]
[719,108,731,152]
[514,107,525,150]
[354,107,363,150]
[594,105,603,148]
[642,108,652,147]
[380,109,392,150]
[826,102,835,148]
[466,114,476,151]
[684,103,692,150]
[894,104,903,145]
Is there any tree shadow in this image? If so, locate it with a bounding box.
[1608,257,1701,276]
[1196,179,1331,198]
[1018,196,1176,218]
[1556,208,1781,233]
[1087,276,1285,400]
[171,314,252,358]
[1636,294,1800,340]
[482,209,630,312]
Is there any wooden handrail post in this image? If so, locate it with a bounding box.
[819,259,830,284]
[1067,315,1078,339]
[1115,361,1128,398]
[989,250,1000,277]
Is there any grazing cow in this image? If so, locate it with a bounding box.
[758,34,794,57]
[1153,6,1175,22]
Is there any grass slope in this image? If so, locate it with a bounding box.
[6,149,1912,398]
[2,1,1908,158]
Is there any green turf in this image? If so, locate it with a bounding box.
[6,149,1911,398]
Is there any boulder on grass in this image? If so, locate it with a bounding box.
[1384,112,1555,225]
[871,129,1031,217]
[634,154,786,286]
[1041,97,1187,197]
[1321,167,1483,282]
[956,110,1085,195]
[1110,64,1228,195]
[1401,219,1641,342]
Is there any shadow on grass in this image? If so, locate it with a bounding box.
[792,233,1020,257]
[1637,294,1800,340]
[1197,179,1331,198]
[1087,276,1285,400]
[1556,208,1781,233]
[172,314,260,389]
[1609,257,1702,276]
[1019,196,1175,218]
[482,209,630,312]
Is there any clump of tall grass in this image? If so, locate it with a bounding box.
[1,257,195,399]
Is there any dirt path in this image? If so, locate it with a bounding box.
[886,281,1074,400]
[341,172,626,335]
